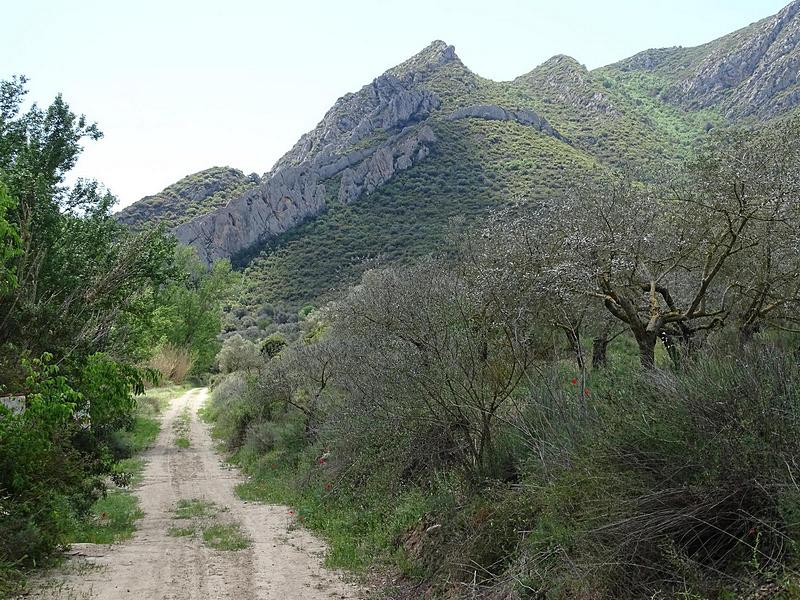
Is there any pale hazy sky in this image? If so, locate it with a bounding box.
[4,0,789,208]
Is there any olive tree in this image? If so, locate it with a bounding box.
[466,204,623,377]
[525,118,800,368]
[687,120,800,345]
[331,257,539,483]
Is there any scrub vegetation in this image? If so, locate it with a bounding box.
[206,117,800,599]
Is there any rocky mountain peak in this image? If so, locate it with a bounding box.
[388,40,460,79]
[172,42,451,264]
[270,41,461,173]
[515,54,617,116]
[520,54,586,77]
[612,46,692,73]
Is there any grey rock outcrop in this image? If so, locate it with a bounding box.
[447,104,564,140]
[337,124,436,203]
[173,43,454,264]
[275,40,455,171]
[174,167,326,264]
[671,0,800,117]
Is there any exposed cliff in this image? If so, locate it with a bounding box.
[173,43,453,264]
[675,1,800,116]
[609,1,800,118]
[447,104,564,140]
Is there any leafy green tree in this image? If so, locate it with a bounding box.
[217,333,261,374]
[0,77,238,591]
[151,247,238,374]
[0,78,179,384]
[0,183,19,294]
[260,332,287,358]
[0,355,88,570]
[76,353,153,438]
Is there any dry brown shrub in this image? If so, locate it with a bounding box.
[149,344,194,383]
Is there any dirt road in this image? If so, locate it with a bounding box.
[27,388,360,600]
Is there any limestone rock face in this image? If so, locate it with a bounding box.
[447,104,564,140]
[336,124,436,204]
[277,79,441,171]
[174,168,325,264]
[174,43,454,264]
[671,0,800,117]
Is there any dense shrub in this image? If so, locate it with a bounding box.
[207,305,800,600]
[0,357,106,588]
[260,333,287,358]
[217,334,262,374]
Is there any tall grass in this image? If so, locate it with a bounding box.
[148,344,194,384]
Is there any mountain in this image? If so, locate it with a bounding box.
[120,1,800,329]
[610,0,800,118]
[116,166,260,229]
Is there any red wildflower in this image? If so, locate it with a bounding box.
[584,388,590,396]
[288,510,294,516]
[571,378,577,385]
[318,458,326,465]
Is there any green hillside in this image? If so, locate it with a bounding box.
[237,117,596,316]
[116,2,800,330]
[116,166,259,229]
[232,58,717,321]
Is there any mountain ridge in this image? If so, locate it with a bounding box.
[119,1,800,323]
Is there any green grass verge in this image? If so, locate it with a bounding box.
[142,383,192,408]
[68,387,192,546]
[201,523,251,551]
[111,457,146,487]
[114,415,160,455]
[70,490,144,544]
[232,450,430,571]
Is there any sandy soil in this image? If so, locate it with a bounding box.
[24,388,361,600]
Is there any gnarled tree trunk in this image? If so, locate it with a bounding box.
[592,335,609,368]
